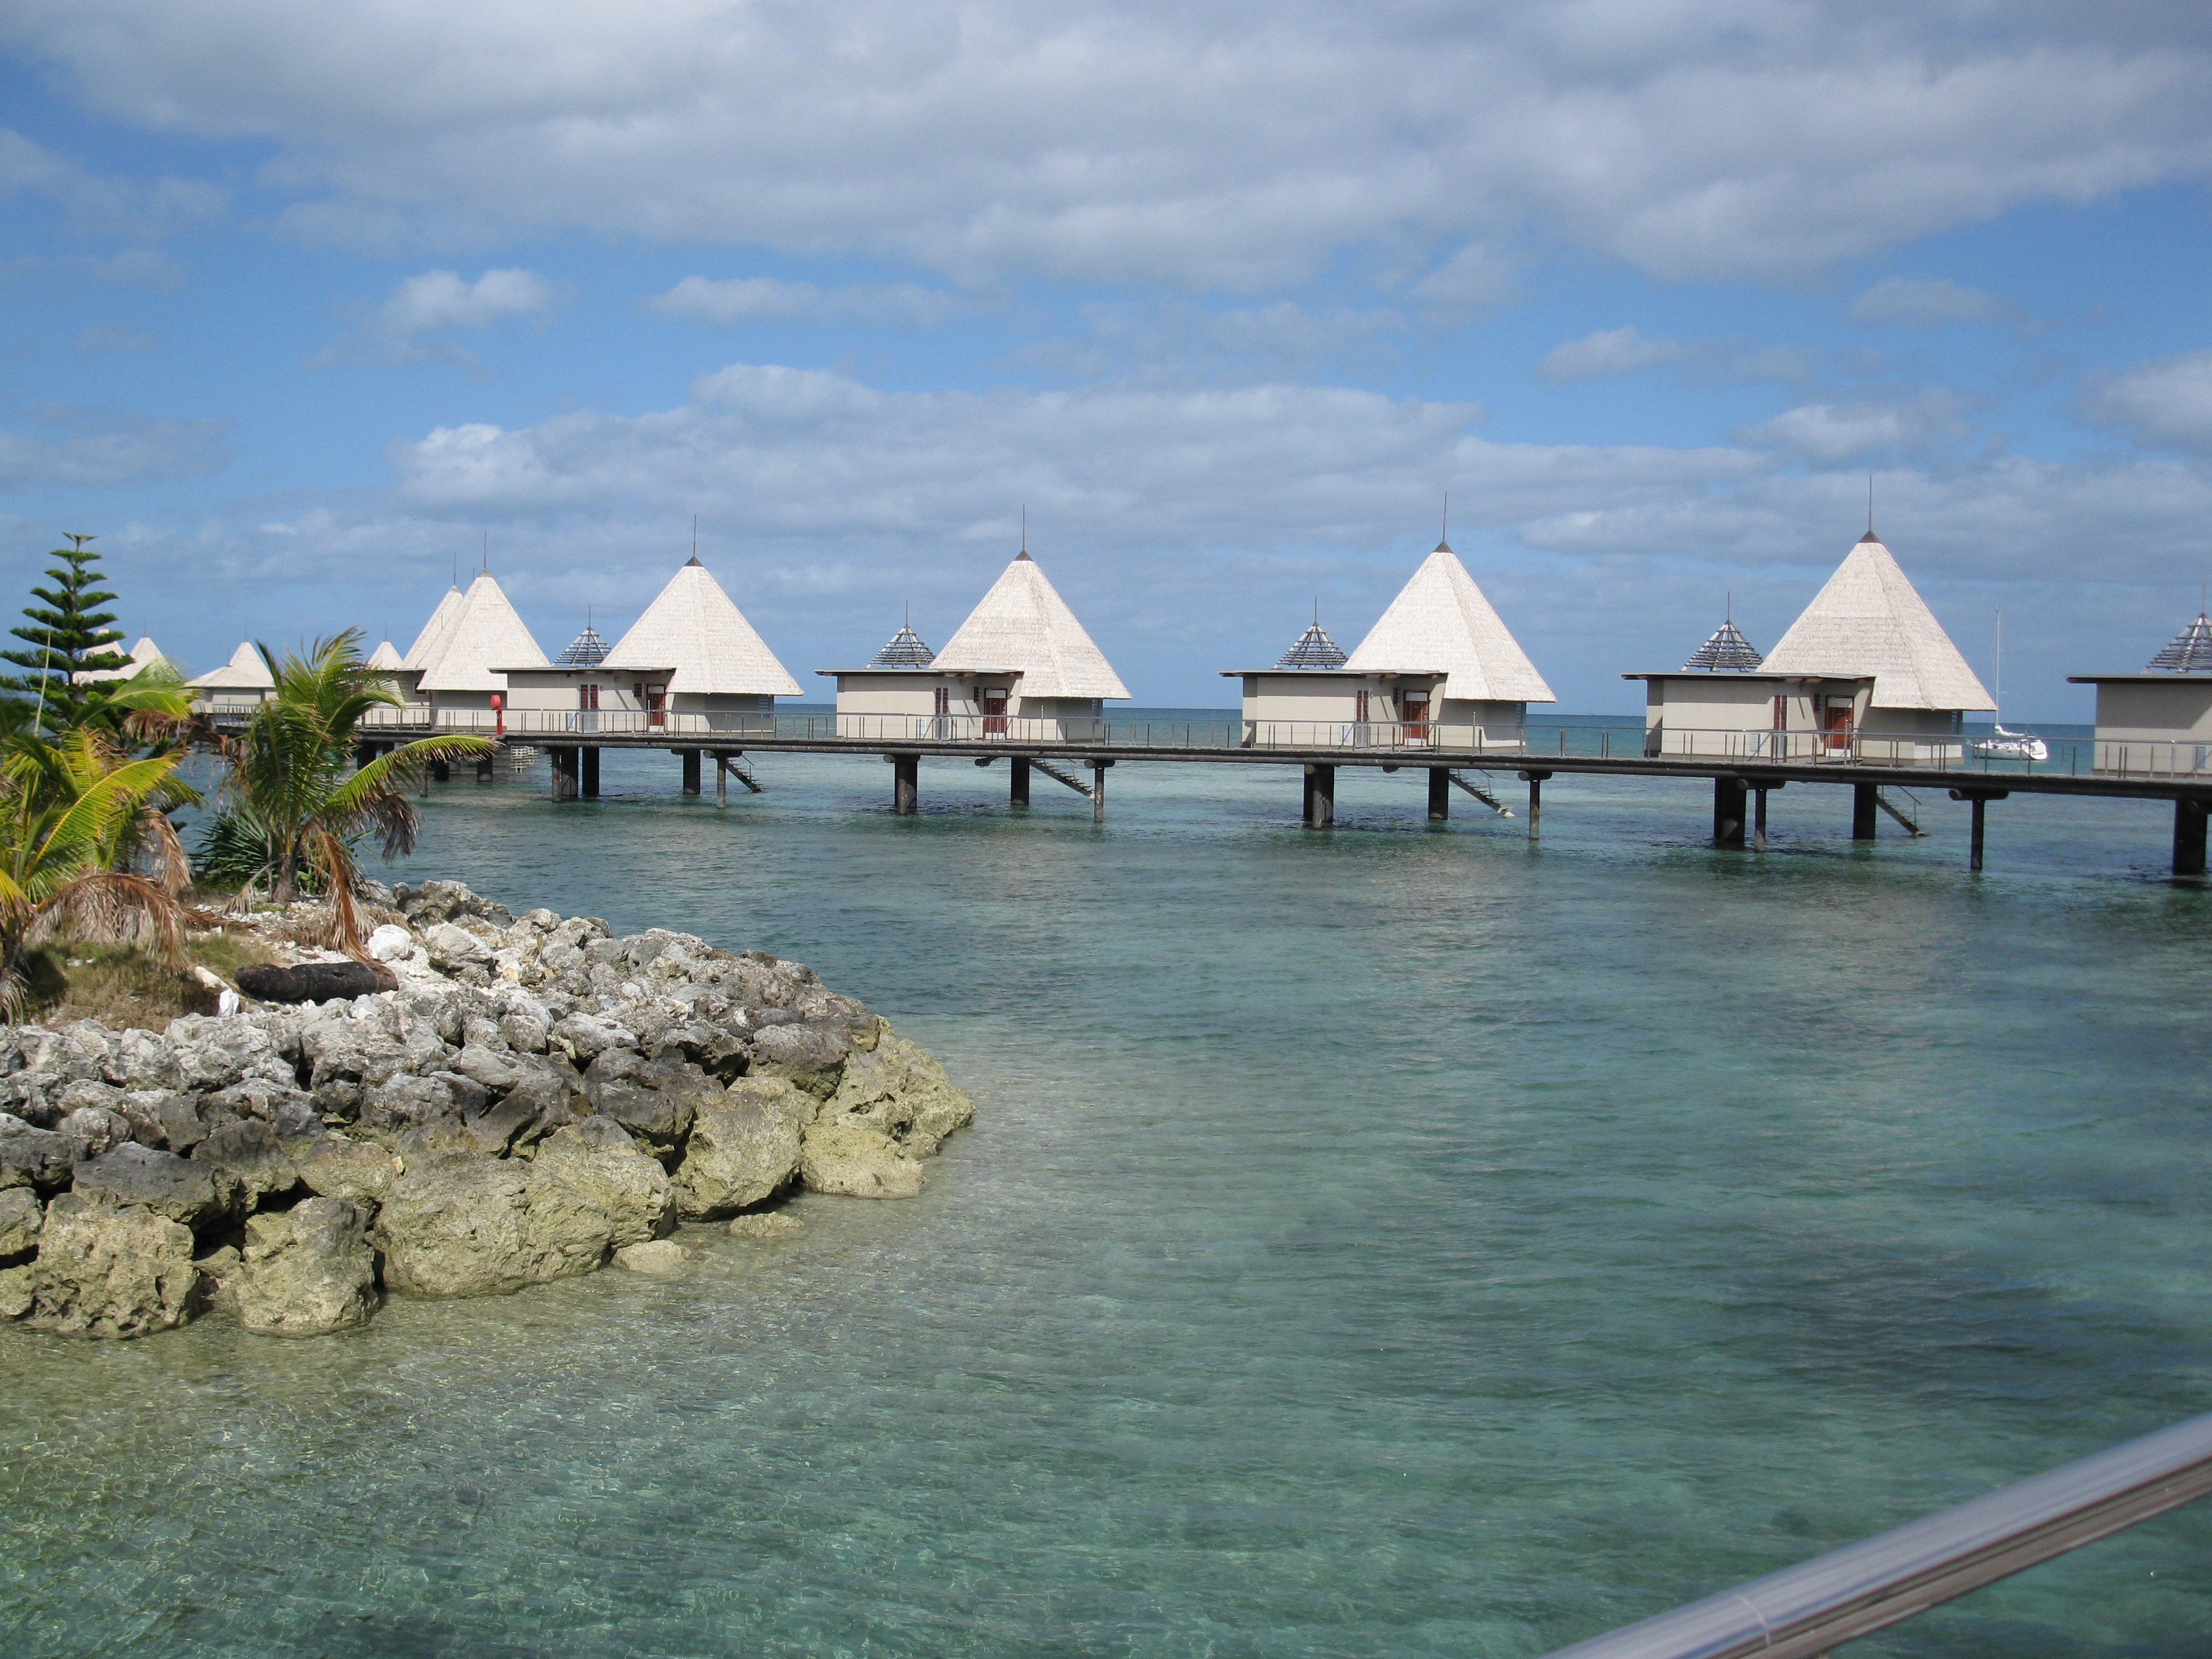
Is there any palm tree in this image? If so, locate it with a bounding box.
[210,631,492,950]
[0,716,196,1019]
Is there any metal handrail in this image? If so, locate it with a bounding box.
[1539,1410,2212,1659]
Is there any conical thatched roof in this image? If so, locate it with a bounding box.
[74,635,167,683]
[869,624,935,667]
[603,558,802,697]
[365,638,405,672]
[1683,618,1763,672]
[1761,533,1992,710]
[932,552,1130,699]
[188,640,275,691]
[418,572,549,691]
[2148,612,2212,672]
[1276,622,1347,669]
[403,585,465,672]
[1342,542,1554,702]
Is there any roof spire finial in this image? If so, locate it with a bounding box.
[1868,474,1875,538]
[689,514,700,566]
[481,528,489,575]
[1016,504,1031,561]
[1437,492,1451,553]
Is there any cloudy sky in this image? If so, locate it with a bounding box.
[4,1,2210,716]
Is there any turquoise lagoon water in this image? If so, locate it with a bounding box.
[4,725,2211,1657]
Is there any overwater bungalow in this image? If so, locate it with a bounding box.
[2067,610,2212,775]
[1221,538,1554,748]
[1627,532,1992,763]
[74,634,170,684]
[186,641,275,714]
[500,558,800,736]
[819,549,1130,741]
[364,638,404,674]
[404,572,549,725]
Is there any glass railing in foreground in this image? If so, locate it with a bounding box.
[1538,1409,2212,1659]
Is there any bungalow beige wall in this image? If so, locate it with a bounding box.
[831,672,1105,739]
[2093,682,2212,742]
[1236,674,1526,748]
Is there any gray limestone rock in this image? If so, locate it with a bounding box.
[799,1121,925,1199]
[115,1090,206,1154]
[375,1153,539,1298]
[0,1113,76,1191]
[292,1134,398,1207]
[73,1142,243,1232]
[725,1210,802,1239]
[162,1014,293,1093]
[526,1116,672,1259]
[193,1245,241,1313]
[56,1101,132,1159]
[423,922,495,973]
[237,1198,377,1336]
[0,1187,42,1260]
[498,1012,549,1054]
[748,1019,857,1096]
[549,1011,634,1066]
[580,1050,712,1151]
[823,1025,977,1158]
[107,1027,184,1092]
[673,1077,806,1218]
[26,1194,200,1338]
[0,1263,32,1318]
[612,1239,696,1273]
[190,1119,300,1204]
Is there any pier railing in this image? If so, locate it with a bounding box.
[1538,1409,2212,1659]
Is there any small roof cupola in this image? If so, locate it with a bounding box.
[1760,532,1992,710]
[1275,615,1347,669]
[932,548,1131,699]
[2147,612,2212,672]
[1341,538,1555,702]
[868,622,936,668]
[603,559,802,696]
[1683,612,1763,672]
[557,623,610,666]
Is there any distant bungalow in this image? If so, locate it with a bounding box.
[1626,531,1993,763]
[2068,609,2212,774]
[75,634,170,685]
[1221,537,1555,748]
[501,557,800,735]
[819,547,1130,740]
[187,642,276,714]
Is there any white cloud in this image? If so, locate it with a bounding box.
[1849,276,2021,326]
[1537,325,1694,381]
[1734,392,1975,463]
[313,267,555,366]
[4,4,2206,284]
[0,126,222,236]
[0,405,227,489]
[2081,350,2212,455]
[646,276,955,330]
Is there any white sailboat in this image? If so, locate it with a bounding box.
[1969,610,2048,763]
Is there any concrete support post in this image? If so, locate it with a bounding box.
[2176,797,2210,877]
[1304,763,1336,828]
[1852,783,1879,840]
[1011,757,1031,808]
[1518,770,1550,839]
[354,740,380,770]
[475,755,495,782]
[1754,787,1771,852]
[893,754,919,814]
[1947,788,2008,873]
[581,748,599,799]
[1428,767,1450,821]
[1712,776,1748,846]
[431,760,451,783]
[679,749,701,796]
[1088,759,1111,823]
[550,748,578,802]
[716,754,728,806]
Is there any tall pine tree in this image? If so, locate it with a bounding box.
[1,534,131,731]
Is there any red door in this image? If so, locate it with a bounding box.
[981,688,1008,737]
[1822,699,1853,754]
[1400,694,1430,745]
[645,683,667,729]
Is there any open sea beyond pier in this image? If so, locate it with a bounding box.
[4,719,2210,1657]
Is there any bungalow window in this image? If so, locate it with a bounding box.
[578,683,599,711]
[934,686,951,716]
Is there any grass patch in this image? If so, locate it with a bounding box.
[24,930,286,1032]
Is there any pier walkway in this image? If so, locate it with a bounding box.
[315,710,2212,876]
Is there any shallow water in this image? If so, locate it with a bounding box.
[4,736,2210,1657]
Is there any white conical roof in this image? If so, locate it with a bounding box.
[188,640,275,690]
[402,585,464,672]
[417,572,548,691]
[1342,542,1555,703]
[931,552,1131,699]
[1761,533,1994,710]
[74,635,167,683]
[603,558,802,697]
[365,638,404,672]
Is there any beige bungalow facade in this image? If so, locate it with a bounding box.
[2066,611,2212,776]
[821,551,1130,741]
[1635,532,1992,765]
[500,558,799,737]
[187,640,275,714]
[1223,541,1553,749]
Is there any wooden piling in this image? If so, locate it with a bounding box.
[2175,797,2209,876]
[1011,757,1031,808]
[679,749,701,796]
[1852,783,1879,840]
[1712,776,1748,847]
[893,753,919,814]
[1428,767,1450,821]
[581,748,599,799]
[1302,763,1336,828]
